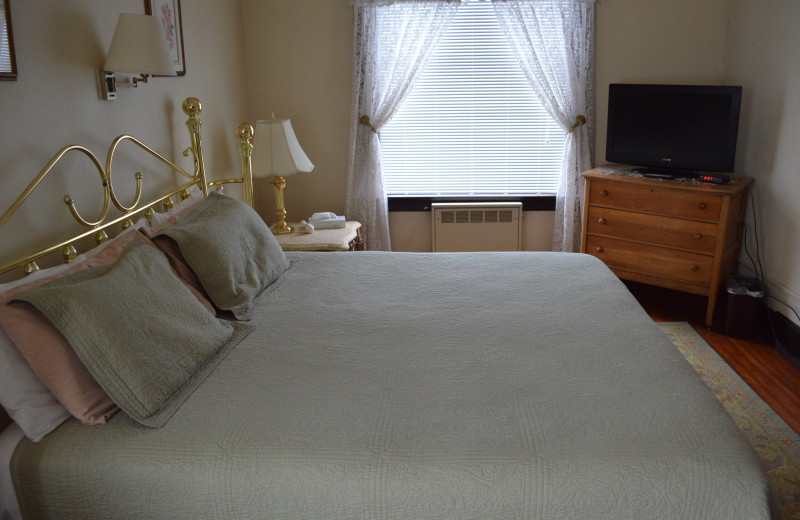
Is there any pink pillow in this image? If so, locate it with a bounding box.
[141,188,216,312]
[151,234,214,312]
[0,301,118,424]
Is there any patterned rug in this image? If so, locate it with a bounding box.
[659,322,800,520]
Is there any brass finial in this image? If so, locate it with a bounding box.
[23,261,40,276]
[182,97,202,116]
[236,123,254,141]
[94,230,109,245]
[62,244,78,264]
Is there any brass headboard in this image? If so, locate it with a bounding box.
[0,97,255,279]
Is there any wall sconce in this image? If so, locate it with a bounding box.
[252,117,315,235]
[98,13,175,101]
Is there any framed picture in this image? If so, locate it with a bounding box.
[144,0,185,76]
[0,0,17,80]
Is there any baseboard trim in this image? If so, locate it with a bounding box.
[760,307,800,368]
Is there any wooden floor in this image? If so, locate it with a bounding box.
[626,281,800,435]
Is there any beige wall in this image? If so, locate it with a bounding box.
[0,0,249,270]
[594,0,731,162]
[241,0,353,226]
[723,0,800,325]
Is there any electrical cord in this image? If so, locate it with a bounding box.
[741,191,800,350]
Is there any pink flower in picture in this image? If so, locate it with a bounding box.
[160,4,176,50]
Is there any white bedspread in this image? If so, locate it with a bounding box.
[11,252,772,519]
[0,423,22,520]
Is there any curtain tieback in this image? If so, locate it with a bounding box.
[359,115,378,134]
[567,115,587,134]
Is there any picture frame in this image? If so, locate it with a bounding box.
[144,0,185,76]
[0,0,17,81]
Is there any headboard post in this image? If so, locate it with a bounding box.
[182,97,209,198]
[236,123,255,208]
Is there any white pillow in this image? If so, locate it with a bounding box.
[0,326,70,442]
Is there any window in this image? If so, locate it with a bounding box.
[380,0,565,197]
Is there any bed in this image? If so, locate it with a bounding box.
[0,98,773,519]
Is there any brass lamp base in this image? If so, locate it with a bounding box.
[270,175,293,235]
[271,220,293,235]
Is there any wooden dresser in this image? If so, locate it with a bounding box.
[580,167,753,326]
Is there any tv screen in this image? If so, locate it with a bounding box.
[606,84,742,173]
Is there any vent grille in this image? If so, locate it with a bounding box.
[432,202,522,252]
[440,209,515,224]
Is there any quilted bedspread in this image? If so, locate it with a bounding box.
[11,252,771,519]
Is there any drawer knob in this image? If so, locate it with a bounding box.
[600,189,608,196]
[698,202,706,210]
[694,233,702,240]
[598,218,606,225]
[596,246,604,253]
[690,264,698,271]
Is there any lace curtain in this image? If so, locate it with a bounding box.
[346,0,459,251]
[493,0,595,252]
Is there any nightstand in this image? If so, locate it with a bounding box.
[275,221,364,251]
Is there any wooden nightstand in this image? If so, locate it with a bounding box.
[275,221,364,251]
[580,167,752,327]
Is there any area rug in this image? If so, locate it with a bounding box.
[659,322,800,520]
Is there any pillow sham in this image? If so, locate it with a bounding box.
[14,242,251,428]
[0,219,211,437]
[0,229,162,425]
[156,191,290,319]
[0,227,211,428]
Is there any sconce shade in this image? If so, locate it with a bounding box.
[103,14,176,76]
[251,119,314,178]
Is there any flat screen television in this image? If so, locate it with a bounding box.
[606,84,742,175]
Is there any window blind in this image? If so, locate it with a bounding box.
[0,11,10,72]
[380,0,565,197]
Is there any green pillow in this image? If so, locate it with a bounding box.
[157,191,290,319]
[14,242,251,428]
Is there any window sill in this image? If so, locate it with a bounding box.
[388,195,556,212]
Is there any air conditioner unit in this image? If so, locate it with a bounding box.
[431,202,522,252]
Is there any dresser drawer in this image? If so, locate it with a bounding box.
[586,235,713,285]
[588,179,722,221]
[586,207,718,254]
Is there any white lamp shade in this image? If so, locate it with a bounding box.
[252,119,314,178]
[103,14,176,76]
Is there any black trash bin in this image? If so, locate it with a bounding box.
[720,276,765,338]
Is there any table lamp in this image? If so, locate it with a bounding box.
[252,117,314,234]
